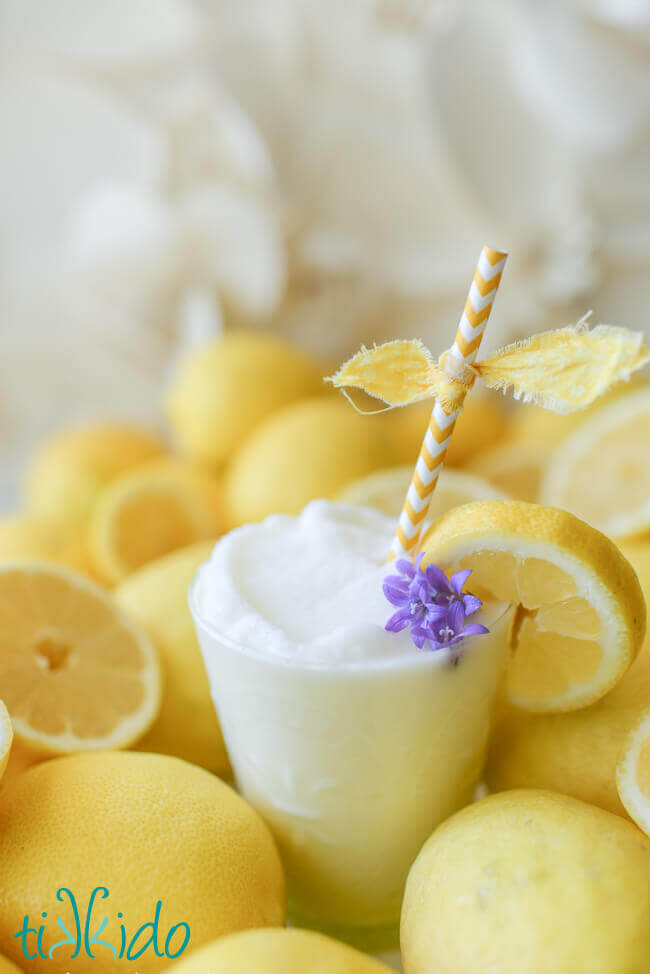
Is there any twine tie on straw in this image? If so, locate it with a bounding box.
[327,246,650,561]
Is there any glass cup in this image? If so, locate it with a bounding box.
[190,583,511,951]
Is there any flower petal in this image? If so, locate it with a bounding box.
[385,607,412,633]
[424,602,449,622]
[425,562,451,594]
[461,623,490,637]
[447,600,466,635]
[395,558,416,579]
[410,578,429,603]
[410,627,428,649]
[383,577,410,605]
[450,568,472,596]
[462,593,483,616]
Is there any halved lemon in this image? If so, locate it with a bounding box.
[87,459,225,585]
[541,385,650,539]
[617,710,650,836]
[0,699,13,781]
[0,564,160,753]
[336,465,509,520]
[466,439,552,503]
[421,501,646,712]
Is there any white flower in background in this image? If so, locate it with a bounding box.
[200,0,650,355]
[1,0,650,511]
[0,0,285,507]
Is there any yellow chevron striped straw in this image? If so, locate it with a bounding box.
[391,245,507,560]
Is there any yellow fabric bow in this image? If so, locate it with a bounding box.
[326,318,650,416]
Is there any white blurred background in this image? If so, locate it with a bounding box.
[1,0,649,505]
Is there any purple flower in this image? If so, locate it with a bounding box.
[383,553,488,655]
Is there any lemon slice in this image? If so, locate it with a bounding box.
[0,564,160,753]
[336,466,509,519]
[617,710,650,836]
[421,500,645,712]
[25,423,165,520]
[466,440,552,503]
[0,699,13,782]
[541,385,650,539]
[87,459,225,585]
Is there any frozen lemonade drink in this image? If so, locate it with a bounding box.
[190,501,510,949]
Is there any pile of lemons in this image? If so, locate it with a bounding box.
[0,327,649,973]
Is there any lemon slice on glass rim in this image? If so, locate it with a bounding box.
[420,501,646,713]
[0,563,160,753]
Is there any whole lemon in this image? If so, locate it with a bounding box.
[25,424,165,521]
[486,540,650,816]
[165,332,323,469]
[388,393,508,468]
[0,954,23,973]
[165,928,393,973]
[0,752,285,974]
[401,790,650,974]
[225,396,399,526]
[0,515,88,574]
[114,541,230,777]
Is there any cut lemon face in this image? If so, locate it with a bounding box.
[421,501,646,712]
[466,440,552,503]
[87,459,225,585]
[617,710,650,836]
[541,385,650,539]
[336,466,509,520]
[0,698,13,781]
[0,564,160,753]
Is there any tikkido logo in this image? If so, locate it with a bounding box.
[14,887,191,963]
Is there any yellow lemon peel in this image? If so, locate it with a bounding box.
[327,319,650,416]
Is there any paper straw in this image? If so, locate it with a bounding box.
[390,245,508,560]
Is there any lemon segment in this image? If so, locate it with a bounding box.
[87,459,225,585]
[542,386,650,539]
[421,500,645,712]
[0,564,160,753]
[336,466,509,520]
